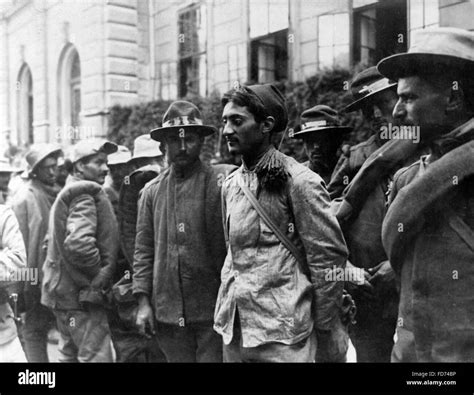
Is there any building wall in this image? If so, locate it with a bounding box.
[152,0,352,97]
[292,0,351,80]
[439,0,474,30]
[209,0,248,94]
[1,0,472,148]
[0,0,151,147]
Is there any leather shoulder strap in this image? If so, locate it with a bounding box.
[236,174,305,266]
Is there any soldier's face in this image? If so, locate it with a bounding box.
[108,163,131,188]
[222,102,265,157]
[56,165,69,186]
[78,152,109,185]
[393,76,449,142]
[303,132,341,174]
[35,156,58,186]
[164,130,202,169]
[362,89,398,131]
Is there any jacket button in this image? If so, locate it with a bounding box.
[234,271,239,279]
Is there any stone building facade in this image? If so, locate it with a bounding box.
[0,0,472,148]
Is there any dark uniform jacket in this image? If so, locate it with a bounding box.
[132,161,236,326]
[328,134,381,199]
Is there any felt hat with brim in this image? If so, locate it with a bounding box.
[70,138,118,164]
[24,143,63,177]
[377,27,474,81]
[150,101,216,143]
[107,145,131,166]
[128,134,163,164]
[292,105,351,138]
[0,158,19,173]
[345,66,397,112]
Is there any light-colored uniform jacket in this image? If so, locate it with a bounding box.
[0,204,26,346]
[214,150,348,348]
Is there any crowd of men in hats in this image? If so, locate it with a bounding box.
[0,26,473,363]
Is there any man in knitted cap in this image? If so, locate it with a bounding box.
[133,101,236,362]
[41,138,119,362]
[10,143,62,362]
[214,84,348,362]
[379,27,474,362]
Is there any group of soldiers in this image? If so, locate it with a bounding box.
[0,26,473,363]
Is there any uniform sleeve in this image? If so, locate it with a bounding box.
[386,164,412,207]
[291,172,349,330]
[132,187,154,296]
[11,197,29,252]
[63,194,101,279]
[0,207,27,283]
[327,153,351,200]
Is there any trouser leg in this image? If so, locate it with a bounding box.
[391,326,417,362]
[154,322,196,362]
[22,302,55,362]
[54,308,114,363]
[54,310,79,363]
[194,322,222,362]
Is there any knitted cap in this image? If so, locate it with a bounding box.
[245,84,288,133]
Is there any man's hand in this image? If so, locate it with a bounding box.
[136,294,155,338]
[344,261,376,301]
[367,260,395,289]
[90,270,110,290]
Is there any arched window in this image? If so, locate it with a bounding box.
[70,51,81,128]
[17,64,34,145]
[58,45,81,143]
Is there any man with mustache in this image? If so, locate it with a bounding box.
[11,144,62,362]
[326,67,419,362]
[380,27,474,362]
[133,101,236,362]
[214,84,348,362]
[41,138,118,362]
